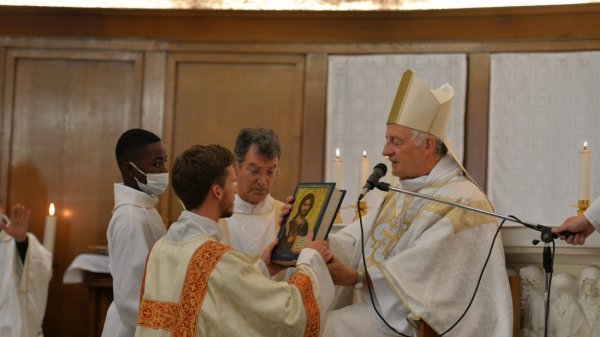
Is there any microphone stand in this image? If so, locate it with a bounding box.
[375,182,566,337]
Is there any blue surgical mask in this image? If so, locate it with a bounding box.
[129,162,169,196]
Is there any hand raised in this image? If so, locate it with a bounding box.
[0,204,30,243]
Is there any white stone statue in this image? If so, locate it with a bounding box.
[593,278,600,337]
[549,272,590,337]
[520,265,546,337]
[579,266,600,331]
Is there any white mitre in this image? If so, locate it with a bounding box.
[387,69,454,142]
[387,69,483,190]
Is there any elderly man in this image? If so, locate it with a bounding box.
[135,144,334,337]
[0,198,52,337]
[218,128,285,261]
[324,70,512,337]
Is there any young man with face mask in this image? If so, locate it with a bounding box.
[0,198,52,337]
[101,128,169,337]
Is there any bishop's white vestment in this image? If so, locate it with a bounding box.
[0,231,52,337]
[135,210,334,337]
[218,194,283,261]
[102,183,166,337]
[325,155,513,337]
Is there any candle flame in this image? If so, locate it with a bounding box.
[49,203,55,216]
[362,150,367,158]
[584,141,588,150]
[336,148,340,158]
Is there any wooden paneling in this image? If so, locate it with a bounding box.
[0,48,144,337]
[465,53,491,190]
[0,4,599,42]
[301,53,328,182]
[163,53,305,222]
[0,47,5,196]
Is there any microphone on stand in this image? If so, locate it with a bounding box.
[358,163,387,201]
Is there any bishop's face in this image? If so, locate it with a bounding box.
[381,124,428,180]
[219,166,236,218]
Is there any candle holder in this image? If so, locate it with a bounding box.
[577,199,590,216]
[352,200,368,221]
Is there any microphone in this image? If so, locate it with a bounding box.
[358,163,387,201]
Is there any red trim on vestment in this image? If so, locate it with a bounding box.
[289,272,320,337]
[137,240,230,336]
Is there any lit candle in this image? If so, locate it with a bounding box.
[359,150,370,193]
[334,148,344,188]
[43,203,57,254]
[578,142,591,201]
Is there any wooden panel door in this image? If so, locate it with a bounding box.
[0,48,143,337]
[163,53,305,222]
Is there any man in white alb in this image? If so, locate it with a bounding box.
[101,129,169,337]
[0,197,52,337]
[218,128,285,261]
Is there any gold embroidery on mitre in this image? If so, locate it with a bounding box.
[288,273,320,337]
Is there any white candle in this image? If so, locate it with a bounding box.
[334,148,344,188]
[359,150,370,193]
[43,202,57,254]
[578,142,591,201]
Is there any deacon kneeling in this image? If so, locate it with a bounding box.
[134,144,334,337]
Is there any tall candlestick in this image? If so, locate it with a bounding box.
[359,150,370,194]
[334,148,344,188]
[43,202,57,254]
[578,142,591,201]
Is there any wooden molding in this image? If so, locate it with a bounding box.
[0,4,599,43]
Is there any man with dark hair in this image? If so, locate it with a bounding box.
[0,198,51,337]
[135,144,335,337]
[102,128,169,337]
[218,127,285,261]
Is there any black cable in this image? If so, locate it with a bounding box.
[358,199,411,337]
[357,199,505,337]
[509,215,555,337]
[438,218,504,336]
